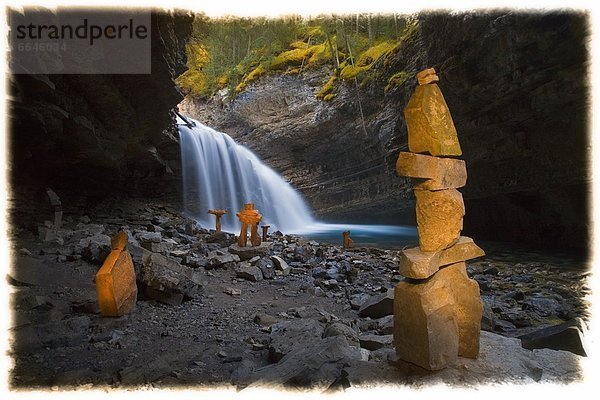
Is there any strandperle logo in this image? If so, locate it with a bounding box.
[9,8,151,74]
[15,18,149,46]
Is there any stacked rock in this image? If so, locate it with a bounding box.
[393,68,485,370]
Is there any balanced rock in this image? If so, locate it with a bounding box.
[399,248,441,280]
[400,236,485,279]
[439,236,485,267]
[404,82,462,157]
[96,249,137,317]
[393,277,459,370]
[396,152,467,190]
[438,262,483,358]
[394,261,482,369]
[415,188,465,252]
[416,68,439,85]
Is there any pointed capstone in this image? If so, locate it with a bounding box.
[437,262,483,358]
[404,83,462,156]
[415,188,465,252]
[396,152,467,190]
[96,249,137,317]
[393,278,459,370]
[400,236,485,279]
[111,230,128,251]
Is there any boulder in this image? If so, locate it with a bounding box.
[78,234,111,263]
[268,319,324,362]
[235,263,264,282]
[358,289,394,319]
[377,315,394,335]
[206,231,235,247]
[415,188,465,252]
[229,242,272,260]
[256,257,275,279]
[394,261,482,369]
[271,255,290,275]
[323,322,360,347]
[139,252,203,305]
[404,83,462,156]
[95,249,137,317]
[244,336,364,390]
[253,313,278,327]
[206,252,236,269]
[393,278,459,370]
[439,262,483,358]
[400,236,485,279]
[396,152,467,190]
[137,232,162,243]
[359,334,393,351]
[349,292,371,310]
[518,319,587,356]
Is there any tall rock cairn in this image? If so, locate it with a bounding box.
[393,68,485,371]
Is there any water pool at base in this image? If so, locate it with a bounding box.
[291,223,419,250]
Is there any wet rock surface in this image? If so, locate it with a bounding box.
[7,199,590,390]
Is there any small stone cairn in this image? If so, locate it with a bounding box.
[393,68,485,370]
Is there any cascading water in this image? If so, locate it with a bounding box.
[177,114,418,246]
[177,115,316,232]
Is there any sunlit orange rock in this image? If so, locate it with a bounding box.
[396,152,467,190]
[261,225,270,242]
[208,209,227,233]
[236,203,262,247]
[439,262,483,358]
[96,232,137,317]
[415,188,464,252]
[393,276,459,370]
[416,68,439,85]
[342,230,354,248]
[400,236,485,279]
[111,229,128,251]
[405,69,461,157]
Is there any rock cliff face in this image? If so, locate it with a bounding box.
[181,12,590,253]
[9,10,193,214]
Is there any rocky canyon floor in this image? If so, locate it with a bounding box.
[6,199,591,392]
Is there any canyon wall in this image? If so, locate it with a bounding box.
[181,12,590,253]
[9,10,193,225]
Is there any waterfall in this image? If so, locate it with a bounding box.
[177,115,316,233]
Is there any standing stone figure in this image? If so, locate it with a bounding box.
[342,231,354,248]
[393,67,484,371]
[208,209,227,233]
[261,225,270,242]
[236,203,263,247]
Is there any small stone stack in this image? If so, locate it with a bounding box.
[393,68,484,370]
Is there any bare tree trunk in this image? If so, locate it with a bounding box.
[367,14,373,47]
[324,30,338,69]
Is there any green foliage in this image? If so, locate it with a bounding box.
[385,70,414,92]
[176,14,420,98]
[316,75,337,99]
